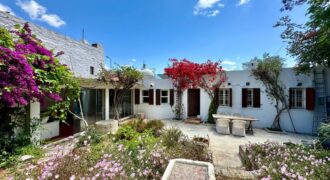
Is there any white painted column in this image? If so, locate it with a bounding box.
[105,88,110,120]
[29,101,41,144]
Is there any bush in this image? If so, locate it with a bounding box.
[115,125,139,141]
[167,138,212,162]
[146,120,165,136]
[0,145,44,168]
[126,119,164,136]
[161,128,183,148]
[126,118,146,133]
[318,123,330,148]
[245,141,330,179]
[77,127,101,147]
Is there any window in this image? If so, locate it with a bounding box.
[90,66,94,75]
[242,88,260,108]
[290,88,304,108]
[142,90,149,103]
[161,90,168,103]
[219,89,230,106]
[247,89,253,107]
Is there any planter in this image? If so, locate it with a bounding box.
[40,120,59,140]
[162,159,215,180]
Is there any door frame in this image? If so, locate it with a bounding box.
[187,89,200,117]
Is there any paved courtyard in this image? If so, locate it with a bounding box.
[161,120,316,169]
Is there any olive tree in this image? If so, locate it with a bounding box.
[250,53,296,132]
[99,65,143,120]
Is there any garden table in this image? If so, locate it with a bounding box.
[212,114,259,134]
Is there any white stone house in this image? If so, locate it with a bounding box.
[1,11,329,139]
[134,66,330,135]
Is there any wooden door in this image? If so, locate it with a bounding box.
[188,89,200,116]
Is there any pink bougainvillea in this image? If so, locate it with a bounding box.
[0,23,77,108]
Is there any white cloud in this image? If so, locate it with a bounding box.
[16,0,65,27]
[40,14,65,27]
[0,3,16,16]
[193,0,224,17]
[223,66,238,71]
[209,10,220,17]
[16,0,45,19]
[237,0,251,6]
[222,60,236,66]
[131,59,137,62]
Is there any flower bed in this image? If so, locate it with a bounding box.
[7,120,212,179]
[242,141,330,180]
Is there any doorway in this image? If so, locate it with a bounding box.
[188,89,200,117]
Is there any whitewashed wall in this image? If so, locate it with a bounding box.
[134,75,175,120]
[213,68,315,134]
[136,68,321,134]
[0,12,104,79]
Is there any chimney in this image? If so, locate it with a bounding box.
[142,63,146,69]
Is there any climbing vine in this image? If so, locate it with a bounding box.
[165,59,226,122]
[0,23,80,151]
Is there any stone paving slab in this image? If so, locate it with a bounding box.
[161,120,315,169]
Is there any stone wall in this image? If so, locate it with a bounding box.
[0,11,104,79]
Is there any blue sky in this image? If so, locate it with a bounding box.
[0,0,307,73]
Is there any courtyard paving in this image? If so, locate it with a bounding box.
[161,120,316,169]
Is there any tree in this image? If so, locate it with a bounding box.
[250,53,296,132]
[99,65,143,120]
[0,23,80,152]
[195,60,227,123]
[164,59,198,120]
[165,59,226,122]
[275,0,330,73]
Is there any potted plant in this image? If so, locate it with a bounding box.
[318,123,330,149]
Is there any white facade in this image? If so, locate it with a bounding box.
[134,68,330,135]
[134,74,175,120]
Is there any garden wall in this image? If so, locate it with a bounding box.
[0,11,104,79]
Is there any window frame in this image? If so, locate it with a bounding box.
[161,90,169,104]
[247,88,254,107]
[290,88,305,109]
[90,66,94,75]
[219,88,230,106]
[142,90,149,103]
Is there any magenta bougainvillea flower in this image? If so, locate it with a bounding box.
[0,23,76,108]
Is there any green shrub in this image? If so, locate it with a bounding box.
[126,119,146,133]
[115,125,139,141]
[0,145,44,168]
[207,98,217,123]
[146,120,165,136]
[161,128,183,148]
[125,119,164,136]
[167,138,212,162]
[318,123,330,144]
[77,127,101,147]
[245,141,330,179]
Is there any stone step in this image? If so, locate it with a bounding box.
[185,117,201,124]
